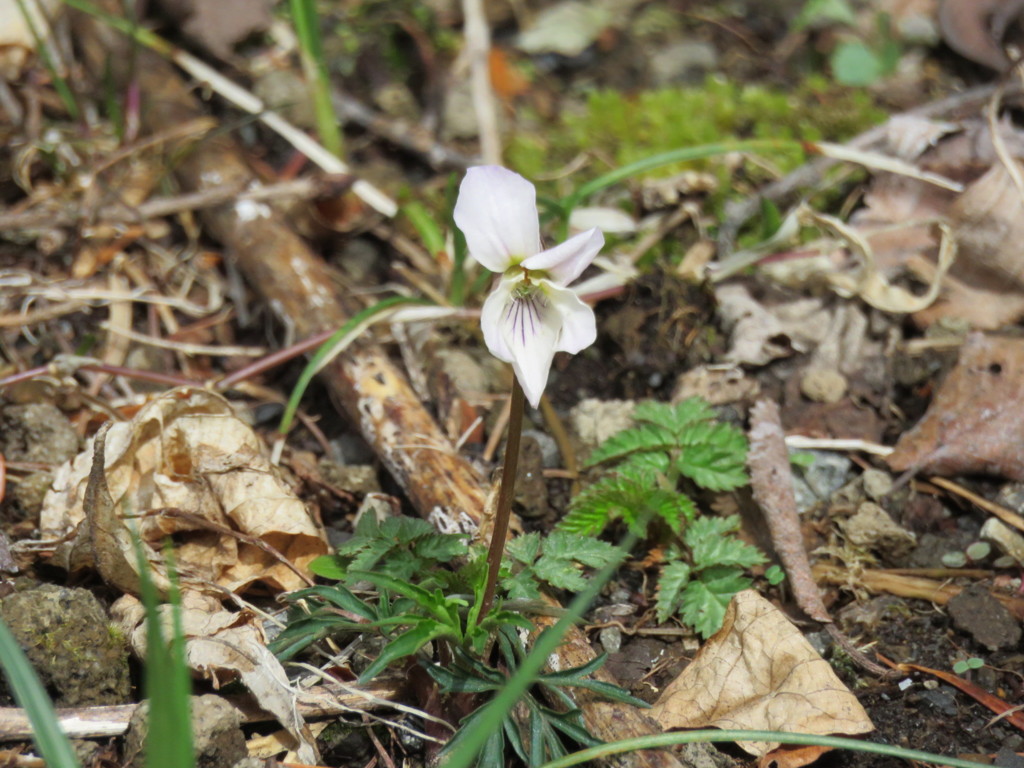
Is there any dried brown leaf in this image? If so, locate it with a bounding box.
[113,591,318,763]
[649,591,873,757]
[41,387,327,594]
[887,333,1024,479]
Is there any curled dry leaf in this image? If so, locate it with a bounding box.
[888,333,1024,479]
[913,161,1024,328]
[650,590,873,757]
[113,590,318,764]
[40,387,327,595]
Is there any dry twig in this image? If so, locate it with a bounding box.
[748,399,894,678]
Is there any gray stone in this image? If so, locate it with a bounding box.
[0,403,79,464]
[125,695,246,768]
[0,584,130,707]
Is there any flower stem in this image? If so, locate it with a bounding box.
[480,377,525,614]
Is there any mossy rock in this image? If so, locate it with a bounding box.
[0,584,130,707]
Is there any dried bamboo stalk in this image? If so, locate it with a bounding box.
[74,13,684,767]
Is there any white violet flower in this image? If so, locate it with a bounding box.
[454,165,604,408]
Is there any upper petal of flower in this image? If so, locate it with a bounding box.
[521,227,604,286]
[453,166,542,273]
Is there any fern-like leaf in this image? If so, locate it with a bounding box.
[655,561,691,624]
[560,470,653,536]
[685,516,764,570]
[680,567,751,638]
[635,398,718,436]
[584,423,676,467]
[676,423,748,491]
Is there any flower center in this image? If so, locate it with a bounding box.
[505,276,547,347]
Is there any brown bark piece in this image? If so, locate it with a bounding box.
[888,333,1024,480]
[747,399,832,624]
[73,13,682,767]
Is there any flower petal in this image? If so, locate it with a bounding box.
[545,282,597,354]
[453,166,541,273]
[521,227,603,286]
[480,277,516,364]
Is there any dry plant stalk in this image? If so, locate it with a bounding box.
[73,11,682,767]
[747,400,831,624]
[748,400,895,679]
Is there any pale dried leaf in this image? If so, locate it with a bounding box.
[650,591,873,757]
[113,591,318,764]
[40,387,327,594]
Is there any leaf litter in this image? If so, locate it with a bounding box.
[5,0,1024,766]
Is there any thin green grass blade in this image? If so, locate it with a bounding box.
[288,0,342,156]
[537,729,993,768]
[278,296,429,434]
[135,538,193,768]
[0,618,81,768]
[15,0,81,119]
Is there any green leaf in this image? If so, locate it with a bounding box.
[348,570,465,626]
[649,490,696,535]
[765,565,786,585]
[561,466,663,536]
[680,567,751,638]
[686,516,765,570]
[502,568,543,601]
[543,531,620,569]
[286,584,378,621]
[557,501,614,537]
[831,40,884,87]
[507,532,543,565]
[534,557,587,592]
[423,662,502,693]
[584,423,676,467]
[655,561,691,624]
[412,531,470,562]
[308,554,347,579]
[636,398,718,436]
[676,426,748,491]
[358,621,449,683]
[793,0,857,30]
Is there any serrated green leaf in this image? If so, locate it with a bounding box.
[584,423,676,467]
[556,504,609,536]
[649,490,696,534]
[635,398,719,436]
[618,450,672,475]
[412,531,469,562]
[357,620,448,683]
[502,568,543,601]
[533,556,587,591]
[506,532,542,565]
[677,441,748,491]
[687,517,765,570]
[543,531,620,568]
[346,537,395,574]
[655,561,691,624]
[680,567,751,638]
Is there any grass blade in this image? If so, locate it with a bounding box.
[0,617,81,768]
[135,539,193,768]
[288,0,343,157]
